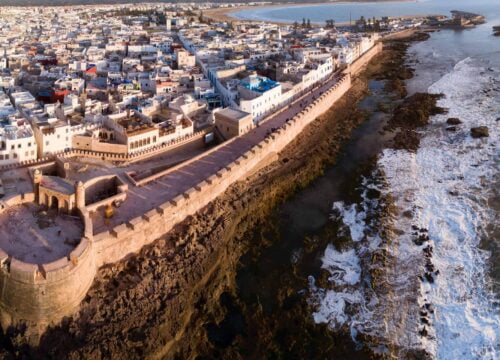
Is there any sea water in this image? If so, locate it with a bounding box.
[310,6,500,359]
[233,0,499,25]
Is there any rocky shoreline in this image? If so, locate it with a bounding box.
[0,33,430,359]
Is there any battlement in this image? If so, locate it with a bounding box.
[0,43,382,331]
[0,236,95,327]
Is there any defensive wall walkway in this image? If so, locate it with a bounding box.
[0,43,383,329]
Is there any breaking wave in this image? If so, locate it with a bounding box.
[309,57,499,359]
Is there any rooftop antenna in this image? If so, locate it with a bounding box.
[350,12,352,27]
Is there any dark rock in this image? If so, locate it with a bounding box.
[388,93,447,152]
[419,327,428,337]
[402,210,414,218]
[424,273,434,283]
[414,234,429,246]
[470,126,489,138]
[425,262,435,272]
[446,117,462,125]
[446,126,457,132]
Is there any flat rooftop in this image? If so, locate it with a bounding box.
[217,107,251,121]
[0,204,83,264]
[40,175,75,195]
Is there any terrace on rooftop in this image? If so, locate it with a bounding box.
[240,75,279,93]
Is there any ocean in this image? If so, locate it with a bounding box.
[236,1,499,358]
[233,0,499,25]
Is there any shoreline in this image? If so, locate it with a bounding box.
[204,1,436,25]
[0,31,430,358]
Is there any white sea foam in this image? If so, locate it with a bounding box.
[331,203,366,242]
[310,178,388,351]
[310,57,499,359]
[321,246,361,286]
[379,57,499,359]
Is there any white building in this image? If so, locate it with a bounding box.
[238,75,282,122]
[0,116,37,165]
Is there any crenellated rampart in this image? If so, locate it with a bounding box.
[0,237,96,329]
[92,73,353,266]
[0,44,382,330]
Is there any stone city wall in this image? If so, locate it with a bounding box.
[0,237,96,328]
[0,44,381,329]
[348,42,383,77]
[91,41,382,269]
[0,192,35,214]
[92,73,354,266]
[84,175,128,213]
[0,127,211,173]
[0,156,54,172]
[61,128,210,164]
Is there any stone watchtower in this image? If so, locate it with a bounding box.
[75,181,85,211]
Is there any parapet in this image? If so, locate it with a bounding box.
[0,236,96,327]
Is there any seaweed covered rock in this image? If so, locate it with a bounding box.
[446,117,462,125]
[387,93,447,151]
[470,126,489,138]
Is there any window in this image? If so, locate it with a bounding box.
[13,153,17,158]
[46,141,49,145]
[18,144,21,148]
[11,145,14,150]
[28,142,31,147]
